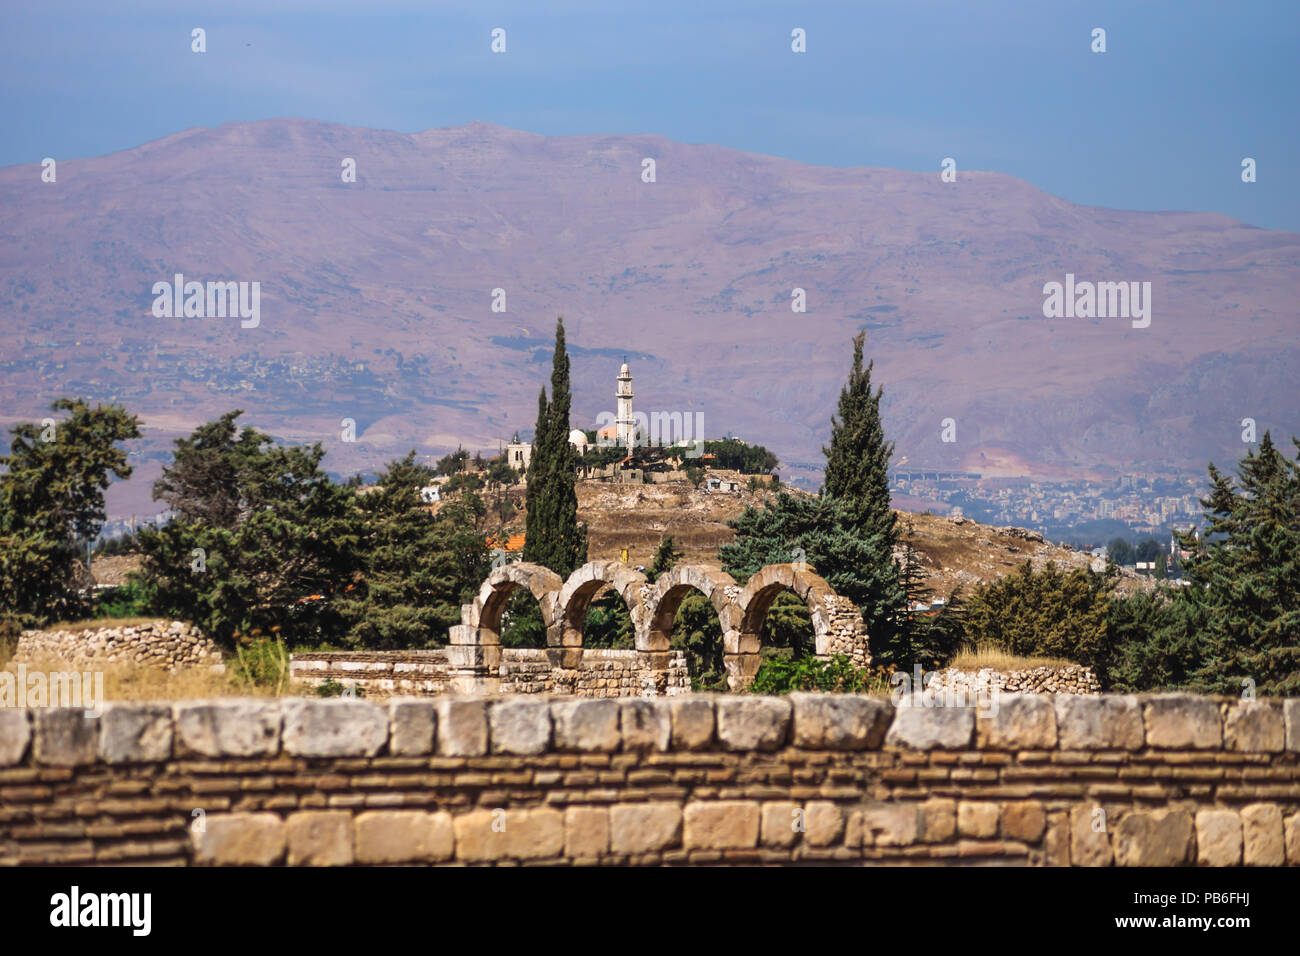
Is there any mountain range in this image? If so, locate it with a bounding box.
[1,118,1297,518]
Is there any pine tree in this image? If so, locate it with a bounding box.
[0,398,141,624]
[1177,432,1300,695]
[822,331,896,545]
[140,420,361,647]
[335,452,489,649]
[522,318,587,576]
[648,536,683,584]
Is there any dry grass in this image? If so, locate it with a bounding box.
[42,616,170,633]
[948,646,1079,672]
[1,654,309,701]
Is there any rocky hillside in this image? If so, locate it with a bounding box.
[574,474,1148,597]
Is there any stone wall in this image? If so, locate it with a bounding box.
[290,648,691,698]
[2,692,1298,866]
[13,621,224,673]
[932,665,1101,696]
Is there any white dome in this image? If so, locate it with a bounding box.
[568,429,588,446]
[619,362,630,376]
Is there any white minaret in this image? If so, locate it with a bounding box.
[616,359,635,447]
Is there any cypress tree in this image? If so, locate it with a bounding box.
[523,386,549,564]
[523,318,587,576]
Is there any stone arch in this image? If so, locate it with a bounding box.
[734,563,870,672]
[472,561,564,641]
[641,564,740,654]
[447,562,563,690]
[554,561,649,668]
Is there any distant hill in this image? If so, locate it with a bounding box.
[2,118,1297,518]
[573,476,1150,599]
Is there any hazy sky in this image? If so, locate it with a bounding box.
[3,0,1298,230]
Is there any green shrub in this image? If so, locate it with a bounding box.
[748,654,868,694]
[961,561,1112,670]
[91,579,153,618]
[231,634,290,694]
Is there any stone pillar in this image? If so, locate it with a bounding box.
[446,624,500,694]
[549,618,582,671]
[637,650,673,697]
[818,595,870,669]
[723,653,762,692]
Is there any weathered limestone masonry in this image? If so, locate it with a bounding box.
[933,666,1102,696]
[447,559,870,693]
[291,648,691,698]
[14,621,224,673]
[2,693,1298,866]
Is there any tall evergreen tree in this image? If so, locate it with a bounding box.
[822,331,896,546]
[522,318,587,576]
[1176,432,1300,695]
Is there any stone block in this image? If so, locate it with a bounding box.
[389,699,435,756]
[194,812,285,866]
[454,808,564,862]
[1241,803,1284,866]
[683,801,760,850]
[790,693,891,750]
[1287,699,1300,752]
[804,801,844,847]
[564,806,610,859]
[1143,695,1221,749]
[884,705,974,749]
[843,810,866,850]
[977,694,1056,749]
[761,802,802,848]
[1054,695,1143,750]
[1070,806,1113,866]
[435,697,488,757]
[489,697,551,755]
[1001,801,1047,843]
[1285,812,1300,865]
[281,699,388,758]
[918,798,956,843]
[552,698,621,752]
[175,700,280,757]
[860,803,919,847]
[668,696,715,750]
[100,703,172,763]
[0,710,31,766]
[33,708,100,767]
[716,697,790,751]
[619,698,671,752]
[609,802,683,855]
[1224,701,1285,752]
[1195,810,1242,867]
[958,801,1000,838]
[286,810,353,866]
[445,643,500,670]
[355,810,454,864]
[1113,810,1195,867]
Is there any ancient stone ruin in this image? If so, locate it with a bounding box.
[931,665,1101,696]
[444,559,870,694]
[13,620,224,673]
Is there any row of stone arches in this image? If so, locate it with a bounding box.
[446,560,870,691]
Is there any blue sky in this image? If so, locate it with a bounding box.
[3,0,1298,230]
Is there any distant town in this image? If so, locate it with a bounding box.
[888,468,1205,547]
